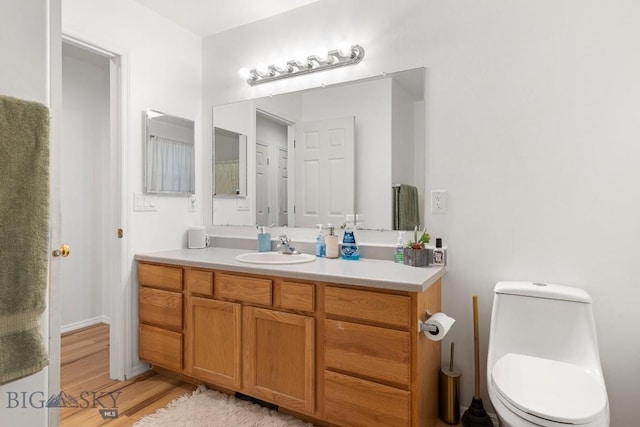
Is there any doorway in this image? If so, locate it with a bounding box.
[255,111,291,227]
[59,35,127,387]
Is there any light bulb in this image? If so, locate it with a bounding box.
[294,53,309,68]
[337,42,353,58]
[315,47,329,63]
[256,63,271,77]
[238,68,251,79]
[274,59,289,73]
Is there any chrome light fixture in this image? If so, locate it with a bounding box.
[239,44,365,86]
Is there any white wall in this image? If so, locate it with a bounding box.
[0,1,53,426]
[62,0,202,374]
[202,1,640,424]
[63,0,202,250]
[60,43,110,330]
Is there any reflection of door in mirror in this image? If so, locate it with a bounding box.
[255,113,290,227]
[277,147,288,226]
[213,127,246,196]
[255,142,268,225]
[295,116,355,228]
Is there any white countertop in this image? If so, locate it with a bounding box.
[135,247,446,293]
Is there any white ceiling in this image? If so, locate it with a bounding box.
[133,0,321,37]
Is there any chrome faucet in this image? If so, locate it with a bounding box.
[277,235,299,255]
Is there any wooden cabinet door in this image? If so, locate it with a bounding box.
[186,296,241,389]
[243,306,315,415]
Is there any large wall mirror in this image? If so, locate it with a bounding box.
[211,67,425,230]
[145,109,195,195]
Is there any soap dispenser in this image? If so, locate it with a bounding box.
[315,224,326,257]
[394,231,405,263]
[341,219,360,260]
[257,226,271,252]
[325,224,339,259]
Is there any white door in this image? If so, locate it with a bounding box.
[277,147,288,226]
[256,141,269,226]
[294,116,355,228]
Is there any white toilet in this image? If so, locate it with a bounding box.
[487,281,609,427]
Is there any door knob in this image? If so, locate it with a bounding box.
[52,244,70,257]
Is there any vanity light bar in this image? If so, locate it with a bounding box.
[240,44,365,86]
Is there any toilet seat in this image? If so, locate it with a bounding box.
[491,353,607,425]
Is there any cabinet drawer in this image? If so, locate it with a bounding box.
[325,319,410,386]
[138,263,183,291]
[186,269,214,296]
[325,286,411,329]
[139,324,182,371]
[139,286,182,330]
[274,281,315,313]
[215,273,272,306]
[324,370,410,427]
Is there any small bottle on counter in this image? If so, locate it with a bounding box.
[394,231,405,264]
[341,220,360,261]
[315,224,326,257]
[433,238,445,265]
[325,224,340,259]
[257,226,271,252]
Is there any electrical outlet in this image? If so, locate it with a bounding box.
[431,190,448,214]
[188,195,198,212]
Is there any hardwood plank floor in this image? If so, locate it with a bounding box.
[60,323,197,426]
[60,323,460,426]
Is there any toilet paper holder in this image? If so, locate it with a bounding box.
[419,310,440,336]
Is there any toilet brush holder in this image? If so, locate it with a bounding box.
[439,342,461,424]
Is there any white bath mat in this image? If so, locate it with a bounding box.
[133,386,314,427]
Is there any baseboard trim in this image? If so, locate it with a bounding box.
[458,406,500,427]
[61,315,111,334]
[129,361,151,380]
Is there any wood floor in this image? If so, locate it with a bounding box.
[60,323,197,426]
[60,323,459,426]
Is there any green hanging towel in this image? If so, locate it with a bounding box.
[0,95,50,384]
[398,184,420,231]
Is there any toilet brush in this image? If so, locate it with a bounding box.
[461,295,493,427]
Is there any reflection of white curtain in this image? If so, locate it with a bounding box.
[215,160,239,194]
[147,136,194,193]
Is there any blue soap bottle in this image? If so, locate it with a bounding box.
[315,224,326,257]
[257,226,271,252]
[341,221,360,260]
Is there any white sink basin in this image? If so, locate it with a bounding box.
[235,251,316,265]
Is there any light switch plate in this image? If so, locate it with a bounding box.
[133,192,158,212]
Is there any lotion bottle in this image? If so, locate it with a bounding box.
[325,224,339,259]
[433,238,446,265]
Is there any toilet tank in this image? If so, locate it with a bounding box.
[487,281,603,374]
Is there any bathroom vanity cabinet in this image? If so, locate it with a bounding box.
[136,248,445,427]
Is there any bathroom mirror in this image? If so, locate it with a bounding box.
[214,127,247,196]
[211,67,425,230]
[145,109,195,195]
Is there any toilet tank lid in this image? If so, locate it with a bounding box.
[495,281,592,303]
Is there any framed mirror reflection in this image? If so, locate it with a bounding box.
[144,109,195,195]
[211,67,425,230]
